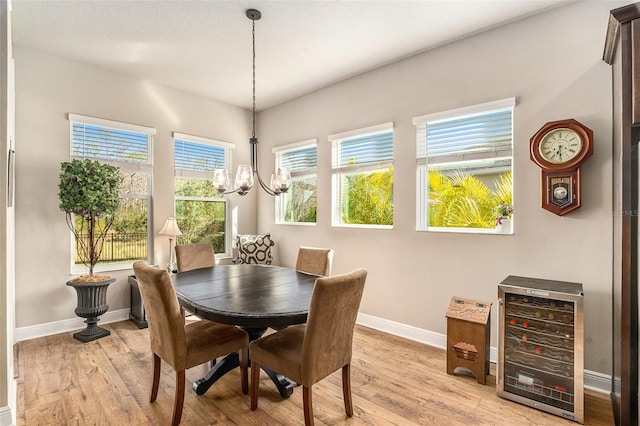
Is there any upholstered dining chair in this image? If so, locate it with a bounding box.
[175,243,216,272]
[249,268,367,425]
[132,261,249,426]
[295,246,334,276]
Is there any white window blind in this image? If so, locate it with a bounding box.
[273,139,317,176]
[173,132,232,177]
[414,98,514,169]
[69,114,154,176]
[330,122,394,173]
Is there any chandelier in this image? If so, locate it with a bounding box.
[213,9,291,196]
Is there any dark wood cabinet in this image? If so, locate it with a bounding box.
[128,275,147,329]
[603,4,640,425]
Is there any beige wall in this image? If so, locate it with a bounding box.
[11,0,624,379]
[13,48,256,328]
[258,1,619,375]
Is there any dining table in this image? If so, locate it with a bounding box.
[172,263,319,398]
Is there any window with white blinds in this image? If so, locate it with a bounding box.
[329,122,394,228]
[172,132,233,257]
[70,114,154,170]
[413,98,515,232]
[273,139,318,224]
[68,114,155,271]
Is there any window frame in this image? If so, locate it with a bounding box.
[329,122,394,229]
[273,138,318,226]
[68,113,155,273]
[172,132,234,259]
[413,97,515,233]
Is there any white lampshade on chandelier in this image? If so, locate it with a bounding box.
[213,9,291,197]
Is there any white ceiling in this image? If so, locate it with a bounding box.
[11,0,570,111]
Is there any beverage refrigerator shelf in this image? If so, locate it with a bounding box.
[505,375,574,405]
[506,327,574,349]
[506,317,574,338]
[506,295,575,312]
[506,337,574,363]
[505,355,574,377]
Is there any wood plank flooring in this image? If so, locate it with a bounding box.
[16,320,614,425]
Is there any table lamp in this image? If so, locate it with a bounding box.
[159,217,182,273]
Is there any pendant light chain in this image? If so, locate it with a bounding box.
[252,18,256,140]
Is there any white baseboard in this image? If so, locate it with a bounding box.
[15,308,129,342]
[356,312,611,395]
[0,406,12,426]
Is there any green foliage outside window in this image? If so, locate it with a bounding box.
[427,170,512,228]
[283,176,317,223]
[342,168,393,226]
[175,177,226,254]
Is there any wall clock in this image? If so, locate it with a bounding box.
[529,119,593,216]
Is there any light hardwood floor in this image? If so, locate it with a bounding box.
[16,320,613,425]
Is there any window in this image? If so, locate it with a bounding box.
[329,122,394,228]
[69,113,154,271]
[173,132,233,257]
[414,98,515,232]
[273,139,317,224]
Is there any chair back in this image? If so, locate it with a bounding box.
[133,261,187,369]
[175,243,215,272]
[235,234,274,264]
[301,268,367,384]
[295,246,334,276]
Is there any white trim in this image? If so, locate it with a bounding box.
[328,121,394,141]
[15,308,129,342]
[356,312,610,395]
[412,97,516,126]
[172,132,235,149]
[0,406,12,426]
[272,138,317,154]
[68,113,156,134]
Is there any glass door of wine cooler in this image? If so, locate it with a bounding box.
[498,275,584,424]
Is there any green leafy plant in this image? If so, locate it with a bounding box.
[59,159,120,279]
[427,169,512,228]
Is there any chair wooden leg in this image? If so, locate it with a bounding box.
[303,385,314,426]
[239,347,249,394]
[342,363,353,417]
[250,361,260,410]
[172,370,186,426]
[150,353,161,403]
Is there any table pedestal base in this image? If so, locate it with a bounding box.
[193,326,294,398]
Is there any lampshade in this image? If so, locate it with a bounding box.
[159,217,182,236]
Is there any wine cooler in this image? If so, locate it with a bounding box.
[497,275,584,424]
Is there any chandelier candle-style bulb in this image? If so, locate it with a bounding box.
[213,169,230,193]
[235,164,254,195]
[271,168,291,193]
[270,174,282,194]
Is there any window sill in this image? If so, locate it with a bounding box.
[275,222,317,227]
[331,224,393,230]
[420,226,513,235]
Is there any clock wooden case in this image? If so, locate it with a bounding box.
[529,119,593,216]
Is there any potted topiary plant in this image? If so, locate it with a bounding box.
[59,158,120,342]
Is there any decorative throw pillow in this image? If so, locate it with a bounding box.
[236,234,274,265]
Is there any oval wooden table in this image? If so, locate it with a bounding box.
[172,264,318,397]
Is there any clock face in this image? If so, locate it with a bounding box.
[538,128,583,164]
